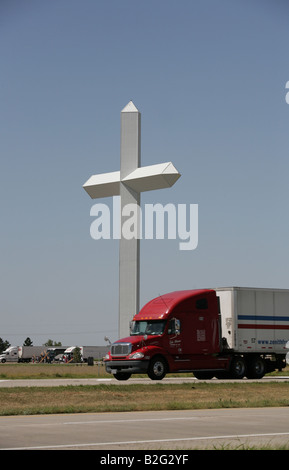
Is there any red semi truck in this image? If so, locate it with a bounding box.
[104,287,289,380]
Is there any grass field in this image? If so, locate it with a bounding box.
[0,363,289,417]
[0,362,109,380]
[1,381,289,416]
[1,362,289,380]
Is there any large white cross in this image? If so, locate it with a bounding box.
[83,101,181,339]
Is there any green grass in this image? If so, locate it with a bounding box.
[0,362,109,379]
[1,381,289,416]
[1,362,288,380]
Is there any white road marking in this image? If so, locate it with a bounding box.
[2,432,289,450]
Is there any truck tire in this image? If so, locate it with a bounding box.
[247,356,266,379]
[1,359,6,363]
[148,356,167,380]
[229,357,246,379]
[113,372,131,381]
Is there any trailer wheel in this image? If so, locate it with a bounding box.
[113,372,131,381]
[247,356,266,379]
[148,356,167,380]
[229,357,246,379]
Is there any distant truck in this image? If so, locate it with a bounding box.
[0,346,19,363]
[18,346,45,362]
[104,287,289,380]
[63,346,109,363]
[0,346,45,363]
[45,347,68,362]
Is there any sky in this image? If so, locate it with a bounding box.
[1,0,289,347]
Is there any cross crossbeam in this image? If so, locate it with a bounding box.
[83,162,180,198]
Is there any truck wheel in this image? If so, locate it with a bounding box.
[113,372,131,381]
[229,357,246,379]
[247,357,266,379]
[148,357,167,380]
[1,359,6,363]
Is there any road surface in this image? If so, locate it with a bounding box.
[0,375,289,387]
[1,407,289,450]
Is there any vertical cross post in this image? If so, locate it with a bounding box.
[119,102,141,338]
[83,101,180,339]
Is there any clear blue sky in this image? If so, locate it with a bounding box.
[1,0,289,346]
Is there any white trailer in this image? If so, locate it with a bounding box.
[18,346,46,362]
[63,346,109,363]
[216,287,289,355]
[81,346,109,361]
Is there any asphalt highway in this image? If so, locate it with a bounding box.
[1,407,289,450]
[1,376,289,450]
[0,375,289,387]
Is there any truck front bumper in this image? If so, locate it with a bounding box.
[105,360,149,375]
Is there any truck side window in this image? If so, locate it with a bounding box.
[168,318,181,335]
[196,298,208,309]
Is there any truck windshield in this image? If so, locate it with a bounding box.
[131,320,166,336]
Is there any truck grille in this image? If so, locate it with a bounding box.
[111,342,132,357]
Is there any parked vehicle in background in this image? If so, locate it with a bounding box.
[63,346,109,363]
[0,346,19,363]
[0,345,110,364]
[45,347,67,362]
[18,346,46,363]
[0,346,46,363]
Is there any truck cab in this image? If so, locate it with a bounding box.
[0,346,19,363]
[104,290,230,380]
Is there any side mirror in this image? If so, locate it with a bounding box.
[104,336,111,345]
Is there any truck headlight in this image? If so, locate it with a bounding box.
[104,354,110,360]
[129,352,144,359]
